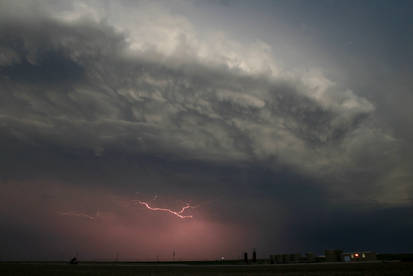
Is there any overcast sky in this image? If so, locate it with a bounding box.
[0,0,412,261]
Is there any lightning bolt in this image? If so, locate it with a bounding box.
[135,200,194,219]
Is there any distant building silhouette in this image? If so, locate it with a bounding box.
[342,251,376,262]
[325,249,343,262]
[305,252,315,262]
[270,253,314,264]
[270,249,376,264]
[289,253,301,263]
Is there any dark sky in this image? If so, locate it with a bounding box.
[0,0,412,261]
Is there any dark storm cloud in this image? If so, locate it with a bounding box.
[0,0,412,260]
[0,14,379,168]
[0,3,408,210]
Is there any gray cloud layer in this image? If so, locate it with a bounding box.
[0,0,412,259]
[0,8,407,204]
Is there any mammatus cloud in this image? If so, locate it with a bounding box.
[0,0,409,206]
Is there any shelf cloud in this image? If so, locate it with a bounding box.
[0,0,412,260]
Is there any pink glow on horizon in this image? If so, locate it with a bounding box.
[135,200,195,219]
[1,180,249,260]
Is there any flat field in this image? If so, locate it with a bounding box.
[1,262,413,276]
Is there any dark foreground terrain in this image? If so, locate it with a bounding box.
[1,262,413,276]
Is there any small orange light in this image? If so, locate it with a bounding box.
[354,253,359,257]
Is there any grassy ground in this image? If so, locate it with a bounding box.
[1,261,413,276]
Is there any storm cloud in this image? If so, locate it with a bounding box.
[0,0,412,260]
